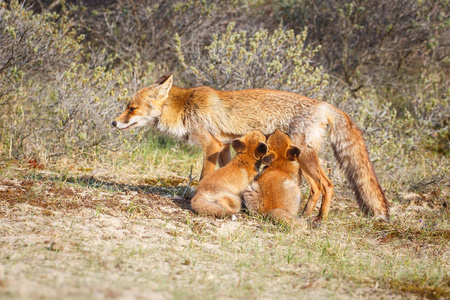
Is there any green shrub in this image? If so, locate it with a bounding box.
[0,1,82,99]
[176,23,329,99]
[0,1,133,160]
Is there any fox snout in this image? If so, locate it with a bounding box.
[112,121,117,127]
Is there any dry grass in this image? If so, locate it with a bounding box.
[0,159,448,300]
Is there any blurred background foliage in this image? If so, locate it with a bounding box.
[0,0,448,193]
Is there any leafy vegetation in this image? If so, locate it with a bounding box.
[176,23,329,98]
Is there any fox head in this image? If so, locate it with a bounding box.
[231,130,268,160]
[112,75,173,130]
[262,130,300,166]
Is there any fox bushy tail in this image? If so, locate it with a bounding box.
[191,197,234,218]
[329,108,389,220]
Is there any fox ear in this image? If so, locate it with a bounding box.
[155,74,171,85]
[155,74,173,98]
[231,138,247,153]
[261,152,276,166]
[286,145,301,160]
[255,142,268,158]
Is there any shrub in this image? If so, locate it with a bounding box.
[0,1,133,160]
[0,0,82,100]
[67,0,258,75]
[335,86,449,192]
[272,0,449,88]
[176,23,329,99]
[274,1,449,149]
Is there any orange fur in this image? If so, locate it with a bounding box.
[113,75,390,221]
[190,130,267,218]
[243,130,305,227]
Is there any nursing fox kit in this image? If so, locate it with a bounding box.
[243,130,305,226]
[113,74,389,221]
[191,130,267,218]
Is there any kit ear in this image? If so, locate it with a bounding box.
[286,145,301,160]
[261,152,276,166]
[231,138,247,153]
[255,142,268,158]
[154,74,173,98]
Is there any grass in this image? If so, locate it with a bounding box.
[0,155,448,299]
[120,129,203,177]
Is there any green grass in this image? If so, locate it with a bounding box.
[124,129,203,175]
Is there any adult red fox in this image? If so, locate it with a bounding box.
[191,130,267,218]
[243,130,305,226]
[112,75,389,221]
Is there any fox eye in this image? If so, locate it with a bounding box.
[129,107,137,112]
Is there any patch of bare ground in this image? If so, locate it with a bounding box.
[0,162,448,299]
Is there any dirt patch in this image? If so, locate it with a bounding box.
[0,177,194,222]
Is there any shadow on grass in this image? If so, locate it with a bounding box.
[345,218,450,245]
[390,279,450,300]
[20,171,196,212]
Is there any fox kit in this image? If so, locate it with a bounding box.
[113,74,389,221]
[243,130,304,226]
[190,130,267,218]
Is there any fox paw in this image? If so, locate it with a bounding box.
[242,182,260,210]
[308,216,322,229]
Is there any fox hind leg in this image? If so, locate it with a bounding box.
[267,208,307,229]
[217,195,242,215]
[301,171,321,216]
[299,150,334,222]
[191,195,237,218]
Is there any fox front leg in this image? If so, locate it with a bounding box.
[196,132,223,180]
[218,144,231,167]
